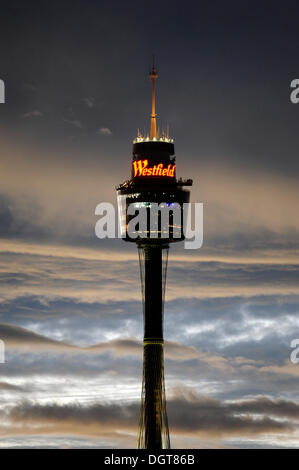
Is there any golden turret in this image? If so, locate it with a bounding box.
[133,64,174,144]
[149,65,158,139]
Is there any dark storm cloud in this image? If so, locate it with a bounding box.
[230,396,299,420]
[4,391,298,438]
[0,323,74,351]
[0,322,235,365]
[0,381,25,392]
[8,401,138,426]
[1,1,299,175]
[167,392,297,435]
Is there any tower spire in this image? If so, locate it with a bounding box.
[149,60,158,139]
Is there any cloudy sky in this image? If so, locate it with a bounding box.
[0,0,299,448]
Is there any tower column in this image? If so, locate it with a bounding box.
[138,245,170,449]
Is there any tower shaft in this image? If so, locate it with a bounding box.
[138,245,170,449]
[143,245,163,339]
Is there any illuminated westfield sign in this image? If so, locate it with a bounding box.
[133,160,176,177]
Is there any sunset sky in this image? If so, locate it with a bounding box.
[0,0,299,448]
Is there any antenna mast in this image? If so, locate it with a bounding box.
[149,59,158,139]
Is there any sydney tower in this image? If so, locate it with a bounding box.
[116,65,192,449]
